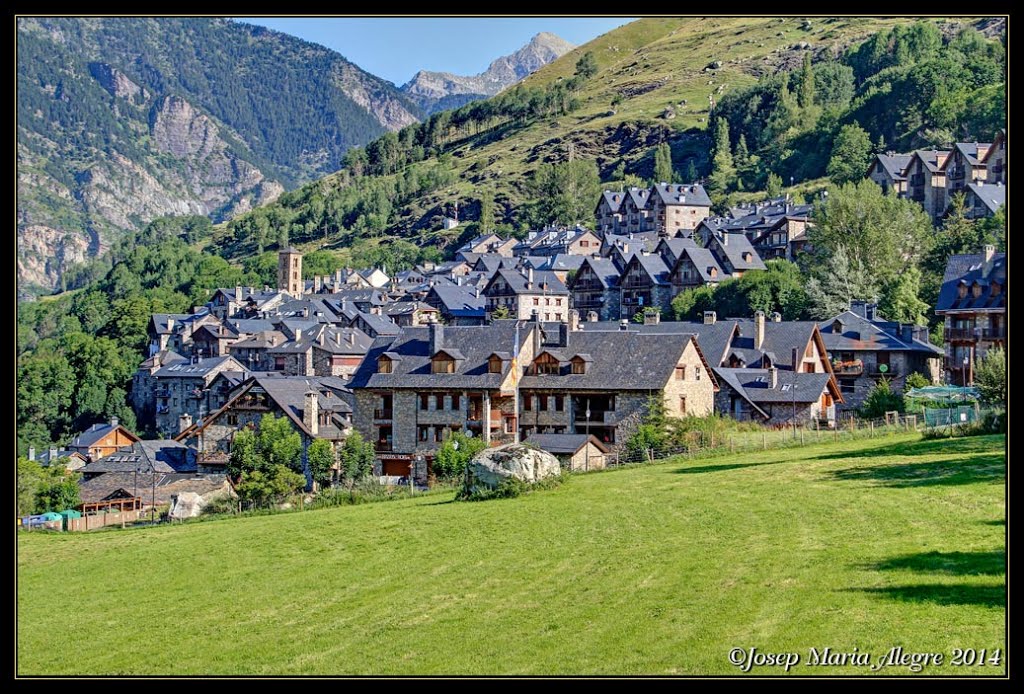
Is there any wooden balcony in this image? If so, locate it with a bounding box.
[574,410,615,423]
[373,409,393,421]
[945,327,978,341]
[831,360,864,377]
[374,441,393,453]
[982,327,1006,340]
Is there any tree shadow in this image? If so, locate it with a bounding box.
[812,435,1004,462]
[672,459,792,475]
[848,549,1005,609]
[982,519,1006,526]
[826,453,1004,488]
[861,550,1005,576]
[848,584,1005,609]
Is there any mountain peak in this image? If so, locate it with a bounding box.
[401,32,575,114]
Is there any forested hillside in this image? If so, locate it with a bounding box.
[17,17,421,292]
[212,17,1004,268]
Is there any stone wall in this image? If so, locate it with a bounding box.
[661,340,716,417]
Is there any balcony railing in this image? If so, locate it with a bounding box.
[944,327,979,341]
[156,405,170,414]
[373,409,393,420]
[574,410,614,423]
[466,409,502,428]
[374,441,393,453]
[155,389,172,399]
[869,366,899,377]
[910,173,925,186]
[831,360,864,376]
[982,327,1006,340]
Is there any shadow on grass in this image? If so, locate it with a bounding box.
[862,550,1005,576]
[849,584,1005,609]
[982,519,1006,526]
[826,453,1005,488]
[812,435,1004,462]
[850,549,1005,609]
[672,458,793,475]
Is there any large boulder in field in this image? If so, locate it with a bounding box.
[465,443,561,494]
[168,491,206,519]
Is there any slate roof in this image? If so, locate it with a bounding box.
[350,320,527,390]
[965,182,1005,214]
[817,311,943,355]
[519,331,716,392]
[229,330,287,350]
[484,268,568,296]
[524,433,610,455]
[574,319,739,369]
[675,246,725,283]
[151,314,191,335]
[352,311,401,336]
[911,149,949,173]
[228,319,278,334]
[385,301,438,317]
[951,142,991,167]
[78,473,231,506]
[626,253,672,285]
[471,254,511,273]
[871,153,912,179]
[154,355,242,378]
[571,257,621,289]
[730,320,821,369]
[710,233,766,271]
[71,422,139,449]
[625,187,651,210]
[79,440,197,474]
[935,251,1007,313]
[650,182,712,207]
[275,298,340,321]
[139,350,187,370]
[541,254,587,272]
[311,326,374,355]
[657,237,699,265]
[599,190,624,213]
[426,285,486,316]
[713,368,835,414]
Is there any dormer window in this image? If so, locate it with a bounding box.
[972,283,983,298]
[533,352,561,375]
[488,354,504,374]
[377,355,394,374]
[742,252,752,262]
[431,353,457,374]
[708,267,718,278]
[992,281,1002,296]
[958,283,968,298]
[570,355,591,375]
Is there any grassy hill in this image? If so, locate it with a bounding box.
[210,15,1003,267]
[17,434,1005,675]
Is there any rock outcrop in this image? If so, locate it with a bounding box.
[464,443,561,495]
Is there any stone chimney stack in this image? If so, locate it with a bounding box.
[314,276,322,293]
[643,311,661,325]
[527,268,534,290]
[703,311,717,325]
[429,322,444,354]
[619,319,630,331]
[234,286,242,302]
[304,388,319,436]
[771,311,782,322]
[722,233,729,246]
[334,268,343,291]
[49,448,58,463]
[346,331,354,346]
[110,416,119,429]
[587,310,599,322]
[28,447,35,461]
[983,245,996,277]
[768,366,778,389]
[754,311,765,350]
[568,309,580,332]
[179,413,192,434]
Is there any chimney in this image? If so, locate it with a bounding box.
[703,311,717,325]
[770,312,782,322]
[179,413,192,435]
[294,328,302,340]
[587,310,599,322]
[475,287,481,299]
[527,268,534,290]
[234,286,242,302]
[768,366,778,389]
[983,245,996,276]
[900,324,914,344]
[754,311,765,349]
[303,388,319,436]
[167,318,175,330]
[28,447,35,461]
[314,276,322,293]
[568,309,580,332]
[558,322,569,348]
[346,331,354,346]
[429,322,444,354]
[318,331,326,346]
[722,233,729,245]
[643,311,661,325]
[334,268,343,289]
[791,347,799,372]
[110,416,119,429]
[49,448,58,463]
[619,319,630,331]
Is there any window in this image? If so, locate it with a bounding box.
[545,313,551,321]
[431,356,456,374]
[992,282,1002,296]
[571,359,587,375]
[555,313,562,321]
[419,393,429,410]
[555,396,564,411]
[434,394,444,410]
[452,395,461,411]
[488,355,503,374]
[533,298,540,306]
[293,258,299,268]
[227,414,238,425]
[679,396,687,414]
[675,365,686,380]
[972,283,982,298]
[505,417,516,434]
[534,355,560,375]
[293,272,298,280]
[539,395,548,411]
[436,426,447,442]
[556,298,562,306]
[840,380,856,394]
[695,367,701,381]
[418,425,430,442]
[545,298,551,306]
[524,394,532,411]
[377,357,393,374]
[958,284,968,298]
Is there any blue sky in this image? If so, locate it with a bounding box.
[237,18,632,86]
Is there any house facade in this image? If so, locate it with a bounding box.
[152,355,246,437]
[68,418,142,462]
[483,268,570,322]
[905,149,950,221]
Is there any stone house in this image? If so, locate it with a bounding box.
[176,375,353,483]
[191,322,242,358]
[523,433,610,472]
[705,232,766,277]
[620,187,653,234]
[648,183,712,236]
[668,244,726,292]
[713,367,842,427]
[940,141,991,196]
[982,129,1006,184]
[618,252,674,318]
[228,330,287,372]
[424,285,487,326]
[483,268,570,322]
[384,301,440,327]
[935,246,1006,386]
[905,149,950,221]
[310,326,373,380]
[567,256,622,321]
[817,305,943,411]
[962,181,1005,219]
[132,349,187,426]
[455,234,517,259]
[866,152,912,196]
[152,355,247,437]
[595,190,625,234]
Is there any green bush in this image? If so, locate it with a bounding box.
[457,474,563,502]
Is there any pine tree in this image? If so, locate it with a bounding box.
[708,118,736,195]
[653,142,674,184]
[798,52,815,109]
[765,172,783,198]
[826,123,873,185]
[685,159,698,183]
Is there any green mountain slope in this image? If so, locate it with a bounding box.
[214,16,1002,266]
[17,17,421,293]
